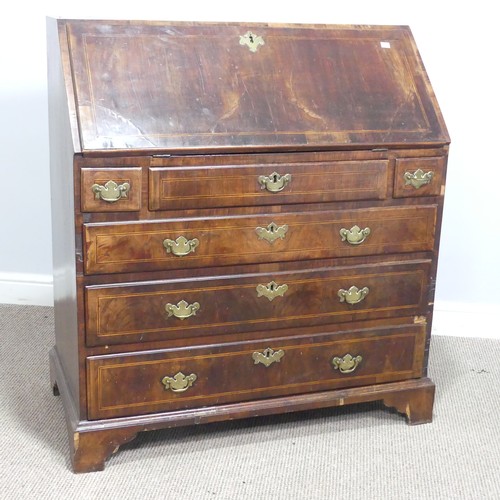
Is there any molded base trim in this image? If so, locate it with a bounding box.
[51,345,434,472]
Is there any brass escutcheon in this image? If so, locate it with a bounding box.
[163,236,199,256]
[258,172,292,193]
[161,372,197,392]
[338,285,369,305]
[255,222,289,244]
[252,347,285,367]
[256,281,288,301]
[239,31,265,53]
[165,300,200,320]
[403,169,434,189]
[91,180,130,203]
[339,225,371,245]
[331,354,363,374]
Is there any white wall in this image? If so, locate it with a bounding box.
[0,1,498,337]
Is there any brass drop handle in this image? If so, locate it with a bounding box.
[258,172,292,193]
[338,286,369,305]
[163,236,199,256]
[339,225,371,245]
[161,372,197,392]
[404,169,434,189]
[256,281,288,301]
[255,222,289,244]
[165,300,200,320]
[332,354,363,374]
[252,348,285,367]
[91,180,130,203]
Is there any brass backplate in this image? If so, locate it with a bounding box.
[239,31,265,53]
[258,172,291,192]
[252,347,285,367]
[338,286,369,305]
[331,354,363,374]
[339,225,371,245]
[92,180,130,203]
[163,236,199,256]
[404,169,434,189]
[161,372,197,392]
[255,222,289,244]
[165,300,200,319]
[256,281,288,301]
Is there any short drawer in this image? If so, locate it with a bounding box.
[393,157,445,198]
[81,168,142,212]
[149,160,388,210]
[85,260,431,346]
[87,324,426,419]
[83,205,436,275]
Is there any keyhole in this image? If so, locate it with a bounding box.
[272,173,278,182]
[249,33,254,43]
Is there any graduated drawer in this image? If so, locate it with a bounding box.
[393,157,446,198]
[83,205,437,275]
[81,168,142,212]
[85,260,431,346]
[149,160,388,210]
[87,324,426,419]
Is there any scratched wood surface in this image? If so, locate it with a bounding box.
[65,21,449,153]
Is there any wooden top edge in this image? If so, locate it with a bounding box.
[79,142,450,158]
[53,18,411,32]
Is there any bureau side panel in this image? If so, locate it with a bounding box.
[47,18,81,413]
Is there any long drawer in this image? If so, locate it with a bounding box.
[149,159,389,210]
[83,205,436,275]
[85,260,430,346]
[87,323,426,419]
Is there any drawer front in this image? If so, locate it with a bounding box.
[149,160,388,210]
[393,157,445,198]
[87,324,426,419]
[83,205,436,275]
[81,168,142,212]
[86,260,431,346]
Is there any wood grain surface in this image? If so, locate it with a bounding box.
[65,21,449,153]
[87,324,426,419]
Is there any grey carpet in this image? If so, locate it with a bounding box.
[0,304,499,499]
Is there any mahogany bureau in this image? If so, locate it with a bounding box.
[47,19,449,472]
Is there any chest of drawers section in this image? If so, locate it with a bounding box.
[52,150,447,474]
[74,150,444,452]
